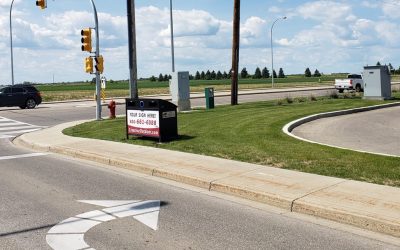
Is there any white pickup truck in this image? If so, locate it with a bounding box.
[334,74,364,93]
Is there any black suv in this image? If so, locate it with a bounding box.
[0,85,42,109]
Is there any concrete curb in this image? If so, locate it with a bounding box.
[282,102,400,157]
[13,125,400,238]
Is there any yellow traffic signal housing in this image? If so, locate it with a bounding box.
[95,55,104,74]
[85,57,94,74]
[81,28,92,52]
[36,0,47,9]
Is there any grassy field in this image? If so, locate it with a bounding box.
[36,74,400,102]
[37,76,337,102]
[64,93,400,187]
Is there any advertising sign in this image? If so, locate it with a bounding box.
[127,110,160,137]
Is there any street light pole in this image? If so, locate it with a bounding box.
[270,16,286,88]
[170,0,175,73]
[9,0,15,86]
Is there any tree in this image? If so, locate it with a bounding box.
[253,67,262,79]
[205,70,212,80]
[195,71,201,80]
[158,73,163,82]
[200,71,206,80]
[261,67,270,78]
[305,68,312,77]
[278,68,285,78]
[149,75,156,82]
[228,69,232,79]
[211,70,217,80]
[273,70,277,79]
[376,61,381,66]
[313,69,321,77]
[240,67,248,78]
[388,63,394,74]
[223,71,228,79]
[163,74,169,81]
[216,71,223,80]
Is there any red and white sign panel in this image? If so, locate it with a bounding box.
[127,110,160,137]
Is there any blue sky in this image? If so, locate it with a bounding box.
[1,0,400,84]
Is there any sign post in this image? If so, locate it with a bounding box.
[101,77,106,102]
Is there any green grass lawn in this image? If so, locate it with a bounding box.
[63,94,400,187]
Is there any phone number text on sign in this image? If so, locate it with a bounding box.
[127,110,160,137]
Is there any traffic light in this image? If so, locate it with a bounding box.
[95,55,104,74]
[85,57,93,74]
[81,28,92,52]
[36,0,47,9]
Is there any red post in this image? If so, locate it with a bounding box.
[107,100,116,119]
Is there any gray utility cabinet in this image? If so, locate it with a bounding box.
[363,65,392,100]
[169,71,191,111]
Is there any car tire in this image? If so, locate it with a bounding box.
[338,89,344,93]
[355,85,361,92]
[26,98,37,109]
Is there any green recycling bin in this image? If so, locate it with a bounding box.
[205,87,214,109]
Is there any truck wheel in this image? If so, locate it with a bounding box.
[26,99,37,109]
[355,85,361,92]
[338,89,344,93]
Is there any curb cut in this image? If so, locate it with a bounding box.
[282,102,400,157]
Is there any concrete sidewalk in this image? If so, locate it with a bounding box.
[14,121,400,238]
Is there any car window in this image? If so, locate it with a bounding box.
[2,87,12,94]
[23,86,38,92]
[12,87,25,93]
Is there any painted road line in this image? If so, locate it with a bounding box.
[0,153,49,161]
[0,122,24,127]
[4,128,44,134]
[0,135,14,139]
[0,125,41,131]
[46,200,161,250]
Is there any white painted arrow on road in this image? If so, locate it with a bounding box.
[46,200,161,250]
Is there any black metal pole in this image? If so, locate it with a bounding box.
[127,0,138,99]
[231,0,240,105]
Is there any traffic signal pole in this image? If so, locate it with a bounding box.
[88,0,101,121]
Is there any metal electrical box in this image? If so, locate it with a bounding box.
[363,66,392,100]
[169,71,191,111]
[205,87,214,109]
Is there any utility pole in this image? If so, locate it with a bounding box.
[170,0,175,73]
[9,0,15,86]
[231,0,240,105]
[127,0,138,99]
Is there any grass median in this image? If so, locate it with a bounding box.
[63,94,400,187]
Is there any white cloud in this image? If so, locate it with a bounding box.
[297,1,353,22]
[382,0,400,19]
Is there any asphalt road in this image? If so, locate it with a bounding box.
[1,139,398,249]
[1,89,399,249]
[292,105,400,156]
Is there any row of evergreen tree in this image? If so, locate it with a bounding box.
[151,67,288,82]
[151,62,400,82]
